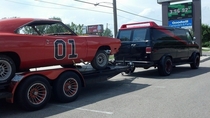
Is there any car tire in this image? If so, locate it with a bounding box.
[16,75,51,111]
[91,50,108,70]
[0,55,16,85]
[190,54,200,69]
[158,57,173,76]
[53,71,81,103]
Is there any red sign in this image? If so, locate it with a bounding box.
[87,24,103,34]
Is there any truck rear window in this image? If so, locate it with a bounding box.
[117,28,149,42]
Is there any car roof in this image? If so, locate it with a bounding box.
[119,21,188,31]
[0,18,61,33]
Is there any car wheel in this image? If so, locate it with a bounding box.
[53,71,81,103]
[16,75,51,111]
[91,50,108,70]
[158,57,173,76]
[190,54,200,69]
[0,55,16,85]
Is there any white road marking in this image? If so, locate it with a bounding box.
[52,104,114,115]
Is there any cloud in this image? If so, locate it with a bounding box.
[139,8,152,16]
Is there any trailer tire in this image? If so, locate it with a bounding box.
[53,71,81,103]
[91,50,108,70]
[16,75,51,111]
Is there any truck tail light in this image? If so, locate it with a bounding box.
[146,47,151,54]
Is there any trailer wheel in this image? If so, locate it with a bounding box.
[53,71,81,103]
[91,50,108,70]
[0,55,16,85]
[16,75,51,111]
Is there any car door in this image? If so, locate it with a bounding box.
[114,30,132,61]
[185,31,199,56]
[173,29,190,61]
[130,28,150,61]
[44,35,87,66]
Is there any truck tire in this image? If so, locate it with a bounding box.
[158,57,173,76]
[91,50,108,70]
[16,75,51,111]
[124,66,135,74]
[53,71,81,103]
[0,55,16,85]
[190,54,200,69]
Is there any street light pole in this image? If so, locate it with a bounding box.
[74,0,118,37]
[113,0,118,38]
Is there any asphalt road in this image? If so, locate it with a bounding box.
[0,56,210,118]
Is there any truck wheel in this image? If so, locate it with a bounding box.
[0,55,16,85]
[53,71,81,103]
[91,50,108,70]
[158,57,173,76]
[124,66,135,74]
[16,75,51,111]
[190,54,200,69]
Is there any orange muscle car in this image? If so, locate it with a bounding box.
[0,18,121,85]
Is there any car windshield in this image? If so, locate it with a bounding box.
[17,21,75,36]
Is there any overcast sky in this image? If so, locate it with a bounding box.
[1,0,209,33]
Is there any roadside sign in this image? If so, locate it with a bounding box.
[87,24,103,34]
[168,2,193,20]
[168,18,192,28]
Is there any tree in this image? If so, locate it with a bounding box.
[102,28,113,37]
[201,24,210,47]
[66,22,84,35]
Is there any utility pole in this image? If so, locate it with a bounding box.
[113,0,118,38]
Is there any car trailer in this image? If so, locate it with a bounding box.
[0,63,133,111]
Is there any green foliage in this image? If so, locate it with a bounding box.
[67,22,84,35]
[49,17,62,21]
[102,28,113,37]
[202,24,210,48]
[202,41,210,48]
[202,24,210,42]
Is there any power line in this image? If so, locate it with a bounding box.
[4,0,157,23]
[5,0,112,14]
[74,0,161,22]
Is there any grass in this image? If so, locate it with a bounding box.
[202,47,210,51]
[109,55,114,60]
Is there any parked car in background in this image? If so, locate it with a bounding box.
[0,18,121,85]
[114,21,200,75]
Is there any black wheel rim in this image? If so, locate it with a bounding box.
[165,59,172,73]
[195,56,200,67]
